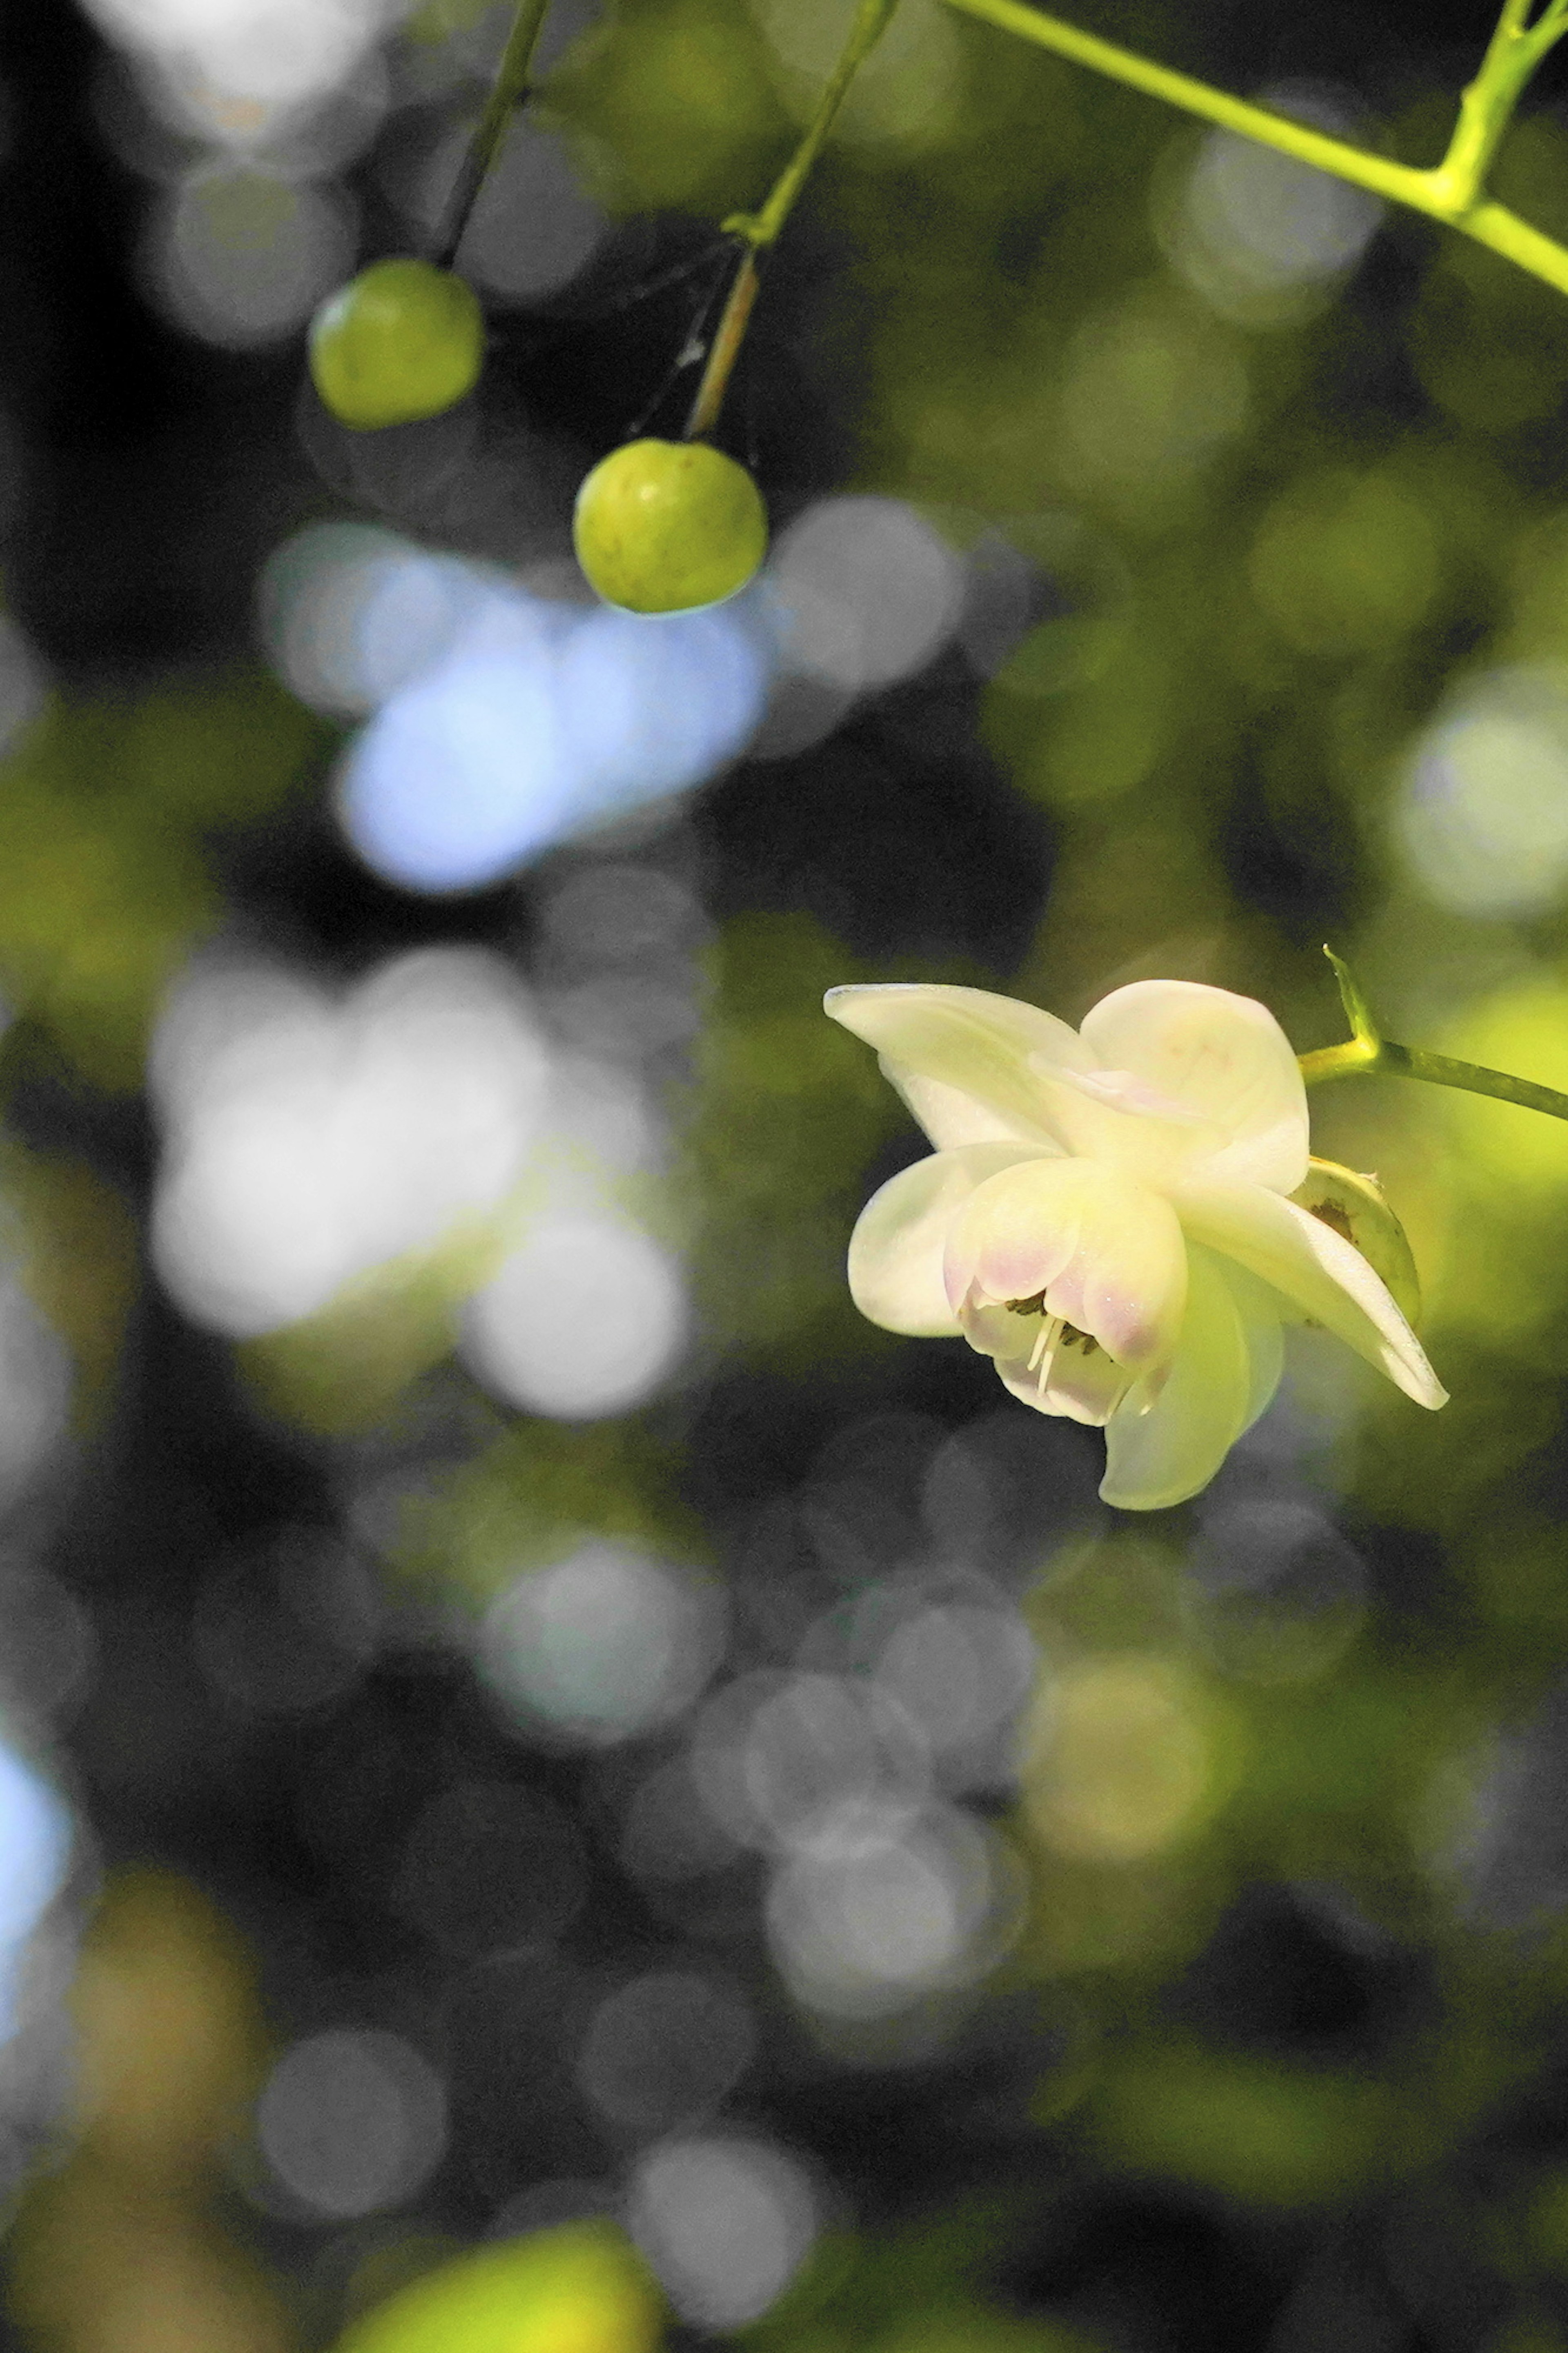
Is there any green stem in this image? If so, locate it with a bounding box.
[726,0,901,250]
[685,244,762,439]
[1440,0,1551,201]
[1301,1036,1568,1121]
[1300,945,1568,1124]
[687,0,899,435]
[434,0,555,270]
[937,0,1568,306]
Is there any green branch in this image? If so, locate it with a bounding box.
[688,0,899,436]
[938,0,1568,305]
[434,0,555,270]
[1300,947,1568,1125]
[725,0,901,250]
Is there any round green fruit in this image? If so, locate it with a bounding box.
[308,259,483,432]
[572,439,768,614]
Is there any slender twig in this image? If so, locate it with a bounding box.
[937,0,1568,305]
[682,0,899,437]
[685,248,762,439]
[434,0,555,270]
[726,0,901,250]
[1441,0,1568,204]
[1299,946,1568,1124]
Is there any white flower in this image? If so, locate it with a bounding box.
[825,978,1446,1512]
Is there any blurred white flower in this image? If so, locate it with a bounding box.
[825,979,1445,1510]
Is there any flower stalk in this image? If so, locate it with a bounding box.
[1300,946,1568,1124]
[434,0,556,270]
[684,245,762,440]
[684,0,901,438]
[938,0,1568,306]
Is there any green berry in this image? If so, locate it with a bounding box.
[307,259,483,432]
[572,438,768,614]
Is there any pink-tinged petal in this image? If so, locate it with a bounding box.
[1100,1245,1281,1510]
[943,1158,1187,1370]
[1171,1177,1447,1410]
[846,1142,1042,1336]
[824,984,1091,1151]
[1078,979,1310,1193]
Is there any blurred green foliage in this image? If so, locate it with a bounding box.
[680,912,904,1369]
[0,668,328,1089]
[333,2220,663,2353]
[744,2208,1103,2353]
[545,0,789,212]
[386,1414,707,1606]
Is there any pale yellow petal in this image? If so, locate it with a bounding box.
[846,1143,1040,1336]
[824,984,1089,1150]
[1100,1246,1281,1510]
[1289,1158,1421,1326]
[1079,978,1310,1193]
[1172,1177,1446,1409]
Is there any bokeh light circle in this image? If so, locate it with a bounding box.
[256,2027,448,2219]
[764,498,964,693]
[462,1216,688,1421]
[479,1544,722,1748]
[626,2134,820,2327]
[1396,664,1568,918]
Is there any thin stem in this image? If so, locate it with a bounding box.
[937,0,1568,308]
[1461,194,1568,297]
[726,0,902,250]
[1439,0,1568,207]
[1523,0,1568,54]
[687,0,899,436]
[1441,65,1522,206]
[1299,946,1568,1124]
[938,0,1434,204]
[434,0,554,270]
[1387,1044,1568,1122]
[685,245,761,439]
[1301,1038,1568,1123]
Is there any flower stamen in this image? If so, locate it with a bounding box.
[1026,1311,1062,1395]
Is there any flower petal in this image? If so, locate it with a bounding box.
[846,1142,1041,1336]
[1229,1261,1287,1434]
[1015,1062,1231,1181]
[943,1157,1187,1369]
[893,1071,1057,1153]
[1078,979,1310,1193]
[1100,1245,1280,1510]
[1171,1177,1447,1409]
[824,984,1091,1150]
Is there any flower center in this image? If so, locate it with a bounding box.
[1004,1291,1100,1354]
[1002,1292,1110,1401]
